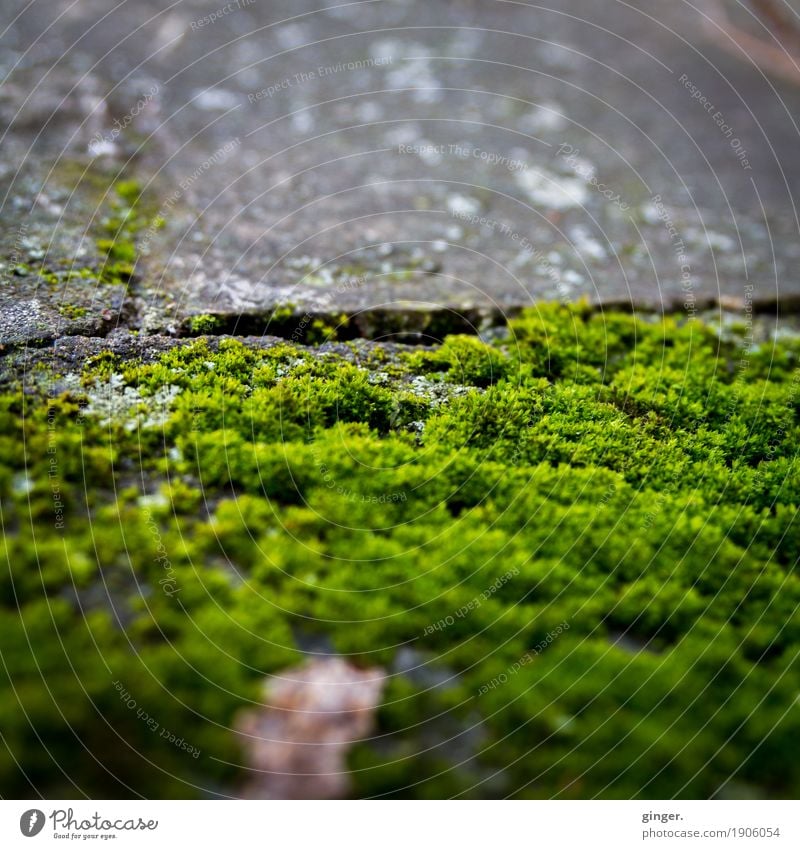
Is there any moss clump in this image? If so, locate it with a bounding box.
[57,304,88,319]
[188,314,223,334]
[1,303,799,799]
[305,314,348,344]
[96,238,136,265]
[262,305,348,344]
[406,334,509,386]
[28,177,152,289]
[95,180,151,285]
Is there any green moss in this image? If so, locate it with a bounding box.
[57,304,88,319]
[94,180,151,285]
[305,314,348,344]
[270,304,296,324]
[188,314,223,334]
[406,334,509,386]
[263,305,347,344]
[96,238,137,264]
[1,303,800,798]
[26,172,152,289]
[114,179,144,206]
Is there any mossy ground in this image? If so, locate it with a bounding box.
[1,304,799,798]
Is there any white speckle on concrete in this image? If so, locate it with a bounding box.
[447,194,480,216]
[515,168,588,210]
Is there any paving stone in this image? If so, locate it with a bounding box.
[2,0,800,344]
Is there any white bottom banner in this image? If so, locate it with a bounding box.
[1,800,797,848]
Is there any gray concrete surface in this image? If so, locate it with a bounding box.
[2,0,800,344]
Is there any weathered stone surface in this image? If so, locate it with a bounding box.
[0,168,133,347]
[2,0,800,342]
[0,330,430,387]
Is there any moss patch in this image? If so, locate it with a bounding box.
[95,180,150,286]
[1,303,799,798]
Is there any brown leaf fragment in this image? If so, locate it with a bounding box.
[236,658,386,799]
